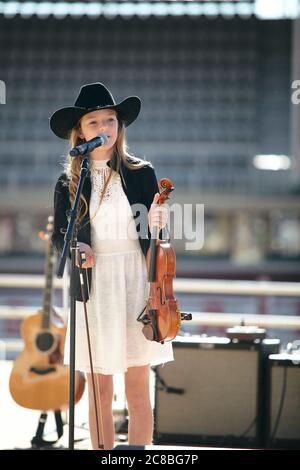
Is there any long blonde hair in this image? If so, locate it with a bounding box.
[64,118,150,226]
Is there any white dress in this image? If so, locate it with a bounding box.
[64,158,174,374]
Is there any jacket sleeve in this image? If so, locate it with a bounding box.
[51,174,70,256]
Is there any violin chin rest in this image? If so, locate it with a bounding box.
[142,324,155,341]
[142,324,162,343]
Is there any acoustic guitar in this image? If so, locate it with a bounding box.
[9,216,85,411]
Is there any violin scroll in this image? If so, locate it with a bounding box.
[157,178,174,205]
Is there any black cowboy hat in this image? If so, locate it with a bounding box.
[50,82,141,139]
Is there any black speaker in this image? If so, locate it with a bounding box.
[267,354,300,449]
[154,336,280,448]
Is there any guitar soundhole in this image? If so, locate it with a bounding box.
[36,332,55,352]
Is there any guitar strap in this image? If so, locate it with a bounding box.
[78,249,105,450]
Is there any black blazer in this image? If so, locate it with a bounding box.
[51,157,161,301]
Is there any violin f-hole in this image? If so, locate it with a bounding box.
[156,286,165,305]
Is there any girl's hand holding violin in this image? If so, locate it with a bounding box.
[76,242,95,269]
[148,193,168,231]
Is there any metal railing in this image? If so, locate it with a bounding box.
[1,273,300,296]
[0,274,299,329]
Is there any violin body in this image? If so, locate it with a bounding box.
[9,310,85,411]
[145,240,181,342]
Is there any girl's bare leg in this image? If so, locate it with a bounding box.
[125,365,153,446]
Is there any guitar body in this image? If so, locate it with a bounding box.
[9,311,85,411]
[10,216,85,412]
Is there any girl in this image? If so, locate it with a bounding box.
[50,82,174,450]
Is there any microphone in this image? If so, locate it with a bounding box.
[70,134,108,157]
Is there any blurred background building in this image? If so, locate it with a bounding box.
[1,0,300,451]
[0,0,299,339]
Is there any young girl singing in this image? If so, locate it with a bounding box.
[50,82,174,450]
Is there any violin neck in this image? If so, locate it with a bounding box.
[148,226,159,282]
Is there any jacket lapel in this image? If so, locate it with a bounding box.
[82,157,142,211]
[82,172,91,202]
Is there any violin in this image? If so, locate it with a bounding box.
[138,178,192,343]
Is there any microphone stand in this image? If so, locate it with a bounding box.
[56,155,90,450]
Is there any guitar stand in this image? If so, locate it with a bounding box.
[31,410,64,449]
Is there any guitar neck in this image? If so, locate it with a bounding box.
[42,239,54,329]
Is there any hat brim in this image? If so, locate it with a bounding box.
[50,96,141,139]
